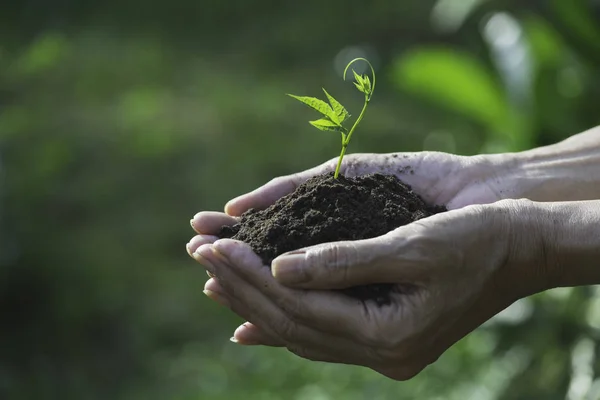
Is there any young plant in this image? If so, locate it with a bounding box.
[287,58,376,179]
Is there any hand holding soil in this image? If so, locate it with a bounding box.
[222,151,516,214]
[187,151,528,378]
[192,198,550,380]
[187,127,600,380]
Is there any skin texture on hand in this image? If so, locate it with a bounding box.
[220,152,519,215]
[509,126,600,202]
[190,199,550,380]
[186,152,551,379]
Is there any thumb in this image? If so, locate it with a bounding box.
[224,160,337,217]
[271,235,402,289]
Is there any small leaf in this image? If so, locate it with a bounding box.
[287,94,339,123]
[352,69,366,88]
[309,118,343,132]
[353,82,366,93]
[322,88,350,123]
[362,75,372,94]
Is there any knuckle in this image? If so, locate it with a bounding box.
[307,242,358,283]
[274,317,300,342]
[215,276,235,295]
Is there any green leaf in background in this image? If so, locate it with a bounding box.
[523,15,565,68]
[551,0,600,53]
[309,118,343,132]
[286,94,339,124]
[322,88,350,123]
[10,33,69,77]
[393,47,512,134]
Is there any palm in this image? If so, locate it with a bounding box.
[222,152,510,218]
[333,152,507,210]
[188,151,515,354]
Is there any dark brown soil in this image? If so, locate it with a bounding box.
[219,173,446,305]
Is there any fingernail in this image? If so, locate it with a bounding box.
[203,289,230,308]
[232,324,261,346]
[230,336,239,344]
[272,253,308,284]
[190,219,195,229]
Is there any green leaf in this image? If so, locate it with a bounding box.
[551,0,600,53]
[309,118,343,132]
[353,82,364,93]
[353,82,365,93]
[322,88,350,123]
[363,75,372,94]
[393,47,510,134]
[352,70,366,88]
[287,94,339,123]
[523,15,565,68]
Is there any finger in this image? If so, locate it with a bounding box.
[197,243,379,365]
[211,239,416,346]
[204,280,286,346]
[222,153,415,217]
[233,322,285,346]
[204,278,231,308]
[192,243,217,275]
[224,160,338,216]
[270,232,427,290]
[191,212,238,235]
[186,234,219,257]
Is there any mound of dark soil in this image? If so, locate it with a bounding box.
[219,173,446,305]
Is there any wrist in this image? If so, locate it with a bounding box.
[500,131,600,202]
[496,199,600,297]
[541,200,600,288]
[485,199,555,302]
[489,199,555,299]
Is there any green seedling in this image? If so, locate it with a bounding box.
[287,57,376,179]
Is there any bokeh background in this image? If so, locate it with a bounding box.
[2,0,600,399]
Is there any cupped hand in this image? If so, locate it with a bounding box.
[186,152,543,379]
[190,199,547,380]
[221,151,519,216]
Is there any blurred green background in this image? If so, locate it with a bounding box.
[2,0,600,399]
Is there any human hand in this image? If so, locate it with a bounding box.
[186,151,538,378]
[187,150,520,279]
[220,151,520,216]
[190,198,550,380]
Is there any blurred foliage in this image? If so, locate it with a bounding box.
[1,0,600,399]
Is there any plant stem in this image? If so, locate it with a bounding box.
[344,95,369,147]
[333,95,370,178]
[333,143,347,179]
